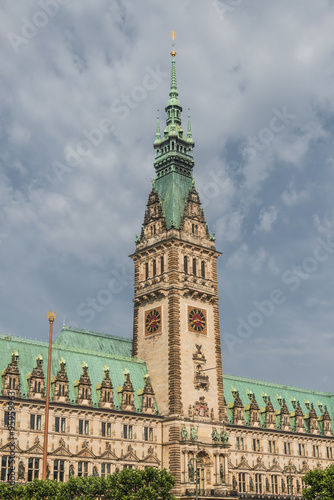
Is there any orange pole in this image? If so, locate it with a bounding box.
[42,310,57,480]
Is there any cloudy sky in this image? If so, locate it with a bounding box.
[1,0,334,392]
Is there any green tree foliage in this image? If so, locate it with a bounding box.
[0,467,176,500]
[303,463,334,500]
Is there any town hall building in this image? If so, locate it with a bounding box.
[1,44,334,499]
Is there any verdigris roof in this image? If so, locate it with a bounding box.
[223,373,334,429]
[0,327,157,413]
[155,172,193,230]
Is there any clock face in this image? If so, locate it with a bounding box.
[188,307,207,334]
[145,307,162,335]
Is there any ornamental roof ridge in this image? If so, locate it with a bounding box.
[0,334,146,364]
[59,326,133,343]
[223,373,334,397]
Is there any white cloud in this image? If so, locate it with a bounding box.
[255,206,278,232]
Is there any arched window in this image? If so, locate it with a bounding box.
[145,262,149,280]
[193,259,197,276]
[201,261,205,278]
[184,256,188,273]
[153,260,156,277]
[160,256,164,273]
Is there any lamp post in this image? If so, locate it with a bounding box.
[188,457,205,500]
[42,310,57,480]
[283,461,297,500]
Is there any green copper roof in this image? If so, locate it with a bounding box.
[223,373,334,430]
[152,55,195,230]
[54,326,132,358]
[0,331,157,413]
[154,171,193,229]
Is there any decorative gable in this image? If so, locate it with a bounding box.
[280,399,291,431]
[294,401,305,433]
[232,391,244,425]
[249,394,260,427]
[27,355,45,400]
[264,396,276,429]
[321,405,332,436]
[140,374,155,414]
[123,444,140,462]
[51,358,70,404]
[97,365,114,409]
[1,350,21,397]
[74,362,92,406]
[119,371,135,412]
[53,438,72,457]
[76,441,96,459]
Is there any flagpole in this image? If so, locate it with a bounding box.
[42,310,57,480]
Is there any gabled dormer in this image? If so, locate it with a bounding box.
[51,357,70,404]
[264,396,276,429]
[321,405,332,436]
[230,391,244,425]
[306,403,319,435]
[119,372,135,412]
[75,362,92,406]
[27,354,45,400]
[294,401,305,433]
[248,394,260,427]
[1,350,21,398]
[280,399,291,431]
[97,365,114,409]
[140,375,155,414]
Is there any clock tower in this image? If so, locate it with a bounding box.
[131,42,228,490]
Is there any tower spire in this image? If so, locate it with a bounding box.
[155,110,161,142]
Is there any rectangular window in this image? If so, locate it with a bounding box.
[36,415,41,430]
[327,447,333,459]
[160,256,164,274]
[107,422,111,437]
[28,458,39,481]
[61,417,66,433]
[128,425,133,439]
[269,440,276,453]
[84,420,89,435]
[55,416,60,432]
[144,427,153,441]
[313,445,319,458]
[236,437,244,450]
[101,463,111,477]
[271,475,278,494]
[79,419,83,435]
[1,456,10,482]
[253,439,260,451]
[4,412,9,427]
[102,422,106,437]
[30,414,35,430]
[284,442,291,454]
[123,424,127,439]
[78,462,88,477]
[53,460,64,482]
[255,474,262,494]
[238,472,246,493]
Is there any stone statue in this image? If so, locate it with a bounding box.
[46,462,50,479]
[69,464,74,477]
[219,464,224,484]
[92,466,99,477]
[212,428,220,443]
[220,429,229,444]
[250,477,254,492]
[297,480,300,493]
[266,478,270,492]
[190,426,198,441]
[281,478,286,493]
[181,426,189,440]
[188,462,194,483]
[18,461,25,480]
[232,476,237,489]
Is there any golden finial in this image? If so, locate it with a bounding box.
[171,30,176,57]
[47,310,57,323]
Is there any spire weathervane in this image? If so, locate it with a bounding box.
[171,30,176,57]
